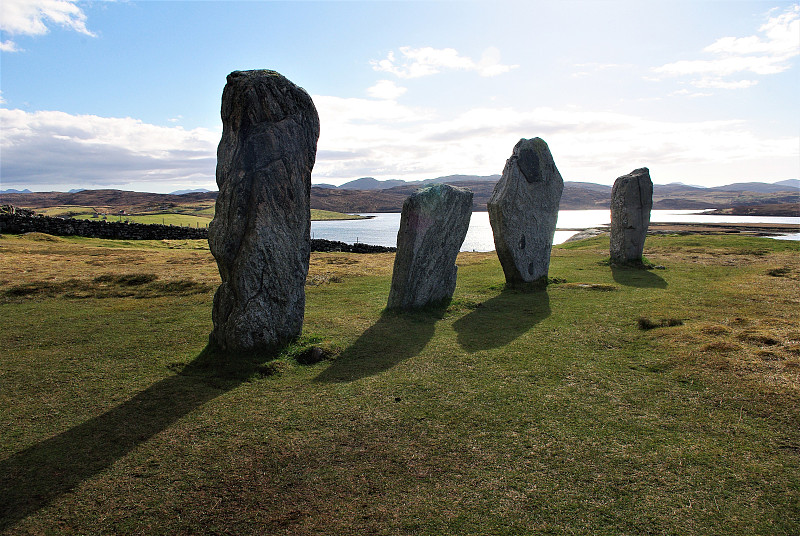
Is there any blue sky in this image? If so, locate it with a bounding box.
[1,0,798,193]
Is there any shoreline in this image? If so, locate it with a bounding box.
[562,221,800,244]
[647,221,799,236]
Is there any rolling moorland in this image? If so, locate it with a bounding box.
[0,231,798,534]
[1,177,798,222]
[0,190,365,228]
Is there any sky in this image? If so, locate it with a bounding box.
[0,0,798,193]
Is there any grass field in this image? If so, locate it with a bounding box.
[0,232,798,535]
[38,205,364,226]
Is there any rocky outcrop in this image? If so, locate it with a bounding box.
[488,138,564,288]
[610,168,653,265]
[209,70,320,352]
[387,184,473,310]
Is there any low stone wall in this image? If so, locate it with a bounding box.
[0,213,208,240]
[310,238,395,254]
[0,213,396,253]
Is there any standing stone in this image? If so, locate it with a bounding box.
[209,70,320,352]
[610,167,653,265]
[488,138,564,288]
[387,184,473,310]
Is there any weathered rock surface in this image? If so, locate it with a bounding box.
[488,138,564,288]
[610,168,653,264]
[209,70,320,351]
[387,184,473,310]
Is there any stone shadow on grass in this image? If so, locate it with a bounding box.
[0,346,267,531]
[314,307,442,383]
[611,265,667,289]
[454,289,551,352]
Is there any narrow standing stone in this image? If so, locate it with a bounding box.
[209,70,320,352]
[610,167,653,265]
[488,138,564,289]
[387,184,473,310]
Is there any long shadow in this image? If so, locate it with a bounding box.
[315,308,441,383]
[0,346,265,530]
[453,289,551,352]
[611,265,668,288]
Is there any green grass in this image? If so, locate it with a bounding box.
[75,212,212,227]
[1,233,798,534]
[310,208,367,220]
[68,208,363,224]
[37,205,102,217]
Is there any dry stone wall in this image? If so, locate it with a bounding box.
[0,213,208,240]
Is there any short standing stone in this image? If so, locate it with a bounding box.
[387,184,473,310]
[208,70,320,351]
[488,138,564,288]
[610,167,653,265]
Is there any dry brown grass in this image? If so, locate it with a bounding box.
[0,235,220,297]
[0,235,401,301]
[629,235,800,401]
[686,314,800,395]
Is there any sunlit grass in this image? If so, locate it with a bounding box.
[1,232,798,535]
[75,212,212,226]
[41,207,363,224]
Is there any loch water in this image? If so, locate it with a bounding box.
[310,210,800,252]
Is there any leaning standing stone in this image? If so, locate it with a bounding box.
[208,70,320,352]
[488,138,564,289]
[387,184,473,310]
[610,167,653,265]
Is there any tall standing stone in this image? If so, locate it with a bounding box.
[488,138,564,288]
[208,70,320,352]
[387,184,473,310]
[610,167,653,265]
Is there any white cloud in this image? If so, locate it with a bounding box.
[1,39,20,52]
[311,96,798,186]
[3,99,796,192]
[654,5,799,89]
[366,80,407,100]
[692,78,759,90]
[0,109,218,191]
[0,0,95,52]
[371,46,518,79]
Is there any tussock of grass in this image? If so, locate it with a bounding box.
[22,232,63,242]
[2,274,212,301]
[700,324,731,335]
[637,317,684,330]
[766,266,799,280]
[95,273,158,286]
[737,331,780,346]
[701,341,741,353]
[562,282,618,291]
[306,273,343,286]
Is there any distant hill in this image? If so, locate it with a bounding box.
[334,174,501,190]
[2,179,796,215]
[338,177,408,190]
[0,189,217,213]
[777,179,800,189]
[170,188,211,195]
[708,180,799,193]
[423,174,501,185]
[0,188,32,194]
